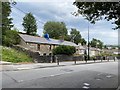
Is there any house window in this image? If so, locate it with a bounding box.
[49,45,52,50]
[37,44,40,51]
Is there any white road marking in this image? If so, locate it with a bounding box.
[82,86,90,89]
[83,83,90,86]
[96,78,101,80]
[18,80,23,83]
[106,75,112,78]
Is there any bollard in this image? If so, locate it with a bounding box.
[74,60,76,64]
[108,57,109,62]
[50,56,53,63]
[56,56,59,65]
[114,57,115,61]
[57,59,59,65]
[101,58,102,62]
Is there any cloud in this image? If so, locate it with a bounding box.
[11,1,118,45]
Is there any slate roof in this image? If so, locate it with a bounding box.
[19,34,77,47]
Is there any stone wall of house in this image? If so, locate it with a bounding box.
[27,43,38,51]
[40,44,52,55]
[19,38,29,49]
[19,38,59,56]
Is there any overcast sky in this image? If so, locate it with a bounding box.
[10,0,118,45]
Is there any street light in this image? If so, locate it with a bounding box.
[87,21,90,60]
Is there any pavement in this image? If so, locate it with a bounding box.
[0,59,117,71]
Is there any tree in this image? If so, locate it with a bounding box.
[3,29,20,46]
[90,38,103,49]
[1,2,14,45]
[43,21,68,39]
[70,28,82,45]
[22,13,37,35]
[64,35,71,41]
[2,2,13,34]
[81,38,87,45]
[52,45,76,55]
[73,2,120,29]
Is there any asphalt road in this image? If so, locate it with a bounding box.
[1,61,119,89]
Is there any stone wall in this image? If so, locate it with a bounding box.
[55,55,84,62]
[12,45,117,63]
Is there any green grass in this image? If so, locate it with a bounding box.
[2,46,33,63]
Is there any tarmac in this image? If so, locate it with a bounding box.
[0,59,117,71]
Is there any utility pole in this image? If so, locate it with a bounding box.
[88,21,90,60]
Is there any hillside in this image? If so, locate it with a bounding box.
[2,46,33,63]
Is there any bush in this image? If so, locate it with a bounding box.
[3,30,20,46]
[2,46,33,63]
[52,45,76,55]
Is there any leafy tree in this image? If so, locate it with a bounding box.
[22,13,37,35]
[3,30,20,46]
[73,2,120,29]
[70,28,82,45]
[53,45,76,55]
[1,2,13,45]
[64,35,71,41]
[43,21,68,39]
[81,38,87,45]
[2,2,13,34]
[90,38,103,49]
[104,45,107,49]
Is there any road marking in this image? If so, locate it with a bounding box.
[96,78,101,80]
[106,75,112,78]
[82,86,90,89]
[83,83,90,86]
[18,80,23,83]
[17,68,31,70]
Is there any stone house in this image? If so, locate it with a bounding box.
[19,34,77,56]
[103,48,119,55]
[76,44,102,56]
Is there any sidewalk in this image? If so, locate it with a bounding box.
[0,60,117,71]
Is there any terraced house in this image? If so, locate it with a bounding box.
[19,34,77,56]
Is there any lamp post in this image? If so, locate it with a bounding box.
[87,21,90,60]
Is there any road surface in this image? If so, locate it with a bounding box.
[1,61,119,89]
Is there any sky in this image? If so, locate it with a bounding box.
[10,0,118,45]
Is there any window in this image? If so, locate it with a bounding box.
[49,45,52,50]
[37,44,40,51]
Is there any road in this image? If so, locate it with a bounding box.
[1,61,119,89]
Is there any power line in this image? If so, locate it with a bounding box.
[11,4,45,25]
[10,2,75,33]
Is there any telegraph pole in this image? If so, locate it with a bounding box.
[88,21,90,60]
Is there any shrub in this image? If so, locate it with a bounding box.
[3,30,20,46]
[52,45,76,55]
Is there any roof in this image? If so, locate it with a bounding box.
[19,34,77,47]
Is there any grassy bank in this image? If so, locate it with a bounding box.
[2,46,33,63]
